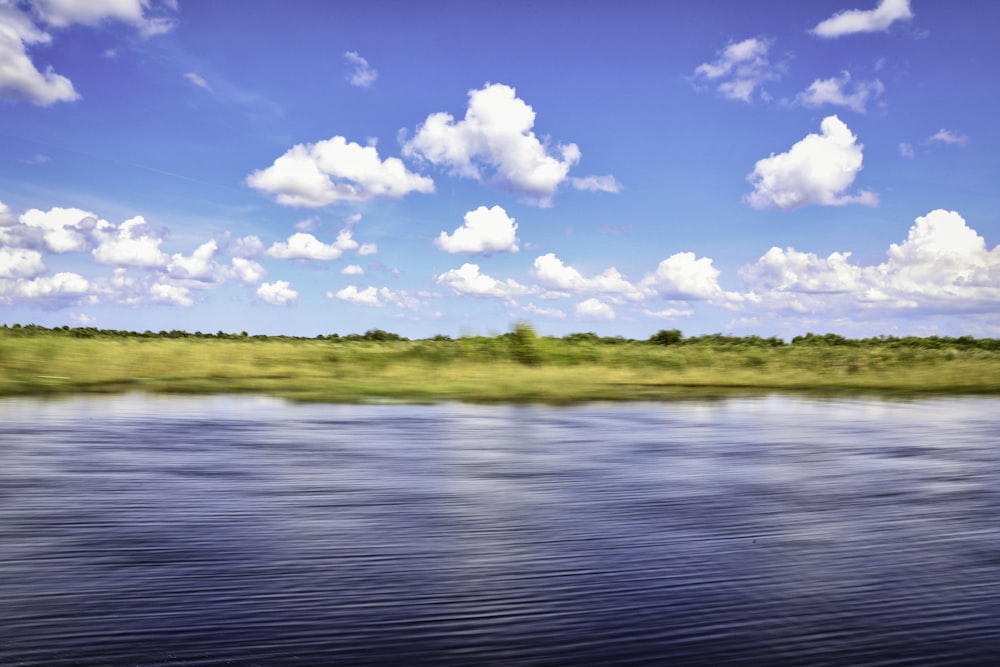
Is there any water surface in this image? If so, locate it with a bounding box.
[1,395,998,665]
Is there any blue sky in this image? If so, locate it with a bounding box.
[1,0,998,338]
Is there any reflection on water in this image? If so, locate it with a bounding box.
[1,394,998,665]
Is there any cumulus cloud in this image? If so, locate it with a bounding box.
[532,253,641,301]
[811,0,913,38]
[691,37,781,103]
[341,264,364,275]
[575,298,616,321]
[92,216,168,267]
[231,257,266,284]
[641,252,743,308]
[5,206,95,253]
[740,210,1000,316]
[745,115,878,210]
[266,231,359,261]
[0,5,79,105]
[522,303,566,319]
[0,0,177,105]
[151,282,193,307]
[247,136,434,207]
[792,71,884,113]
[331,285,420,310]
[230,234,265,258]
[403,82,611,205]
[0,271,90,305]
[344,51,377,88]
[166,240,229,286]
[0,247,45,278]
[256,280,297,306]
[435,263,531,299]
[928,129,968,146]
[435,205,519,255]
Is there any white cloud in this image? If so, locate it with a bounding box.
[92,216,168,267]
[435,205,519,255]
[403,82,610,205]
[341,264,364,275]
[435,263,531,299]
[357,243,377,256]
[344,51,377,88]
[569,175,622,193]
[793,71,884,113]
[247,136,434,208]
[230,234,265,258]
[691,37,781,103]
[256,280,297,306]
[522,303,566,319]
[745,115,878,210]
[0,5,79,105]
[231,257,266,284]
[266,232,351,260]
[184,72,212,92]
[151,282,193,307]
[532,253,640,300]
[899,142,915,158]
[643,307,695,319]
[811,0,913,38]
[0,247,45,278]
[167,240,227,285]
[641,252,743,307]
[331,285,421,310]
[8,206,95,253]
[575,298,616,321]
[0,0,177,105]
[0,271,90,305]
[740,210,1000,316]
[928,129,968,146]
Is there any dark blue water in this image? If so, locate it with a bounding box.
[1,394,998,666]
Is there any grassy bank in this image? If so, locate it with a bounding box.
[2,325,1000,403]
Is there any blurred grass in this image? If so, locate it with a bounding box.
[2,328,999,403]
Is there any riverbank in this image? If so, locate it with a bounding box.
[3,327,999,402]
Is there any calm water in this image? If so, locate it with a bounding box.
[1,394,998,666]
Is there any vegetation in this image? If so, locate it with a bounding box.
[2,323,1000,403]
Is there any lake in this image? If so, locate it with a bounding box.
[1,394,998,665]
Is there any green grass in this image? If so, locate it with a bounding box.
[2,326,1000,403]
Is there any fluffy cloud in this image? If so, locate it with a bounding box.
[331,285,421,310]
[151,282,193,307]
[811,0,913,38]
[403,83,609,205]
[435,205,519,255]
[641,252,743,307]
[231,257,266,284]
[256,280,298,306]
[344,51,376,88]
[247,136,434,207]
[745,115,878,210]
[575,298,616,321]
[6,206,95,253]
[266,231,358,260]
[0,247,45,279]
[0,271,90,305]
[166,240,229,286]
[741,210,1000,316]
[341,264,364,275]
[0,0,177,105]
[569,175,622,193]
[533,253,641,300]
[92,216,168,267]
[435,263,531,299]
[793,71,884,113]
[0,5,78,105]
[691,37,780,103]
[229,234,265,258]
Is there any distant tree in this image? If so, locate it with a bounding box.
[650,329,682,346]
